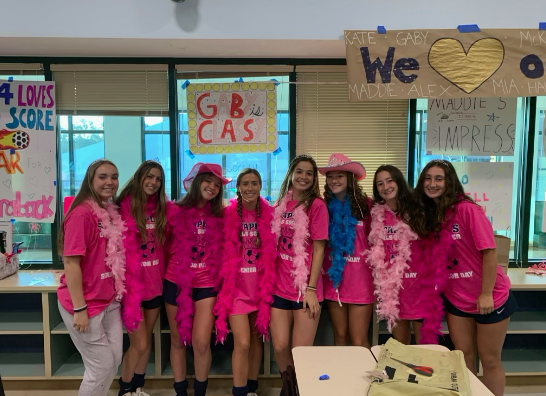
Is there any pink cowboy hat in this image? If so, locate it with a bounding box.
[182,162,232,191]
[318,153,366,181]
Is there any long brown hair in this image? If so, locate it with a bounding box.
[116,160,168,247]
[414,159,475,236]
[177,172,224,217]
[276,154,321,211]
[236,168,262,246]
[323,171,369,220]
[372,165,418,229]
[57,159,118,255]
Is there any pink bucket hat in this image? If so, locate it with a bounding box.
[182,162,232,191]
[318,153,366,181]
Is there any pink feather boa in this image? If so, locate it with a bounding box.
[367,204,418,332]
[419,213,454,344]
[213,197,277,343]
[119,196,178,333]
[87,199,127,301]
[271,191,310,302]
[174,203,224,345]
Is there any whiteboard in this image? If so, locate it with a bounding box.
[452,162,513,231]
[426,97,516,156]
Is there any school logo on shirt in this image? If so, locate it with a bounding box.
[191,220,206,267]
[242,222,260,264]
[451,223,461,240]
[140,217,156,258]
[97,221,104,238]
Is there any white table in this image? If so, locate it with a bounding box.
[371,345,494,396]
[292,346,377,396]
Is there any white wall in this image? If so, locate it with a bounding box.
[0,0,542,58]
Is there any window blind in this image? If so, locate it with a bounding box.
[52,64,168,115]
[296,72,409,195]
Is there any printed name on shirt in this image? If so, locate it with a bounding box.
[346,256,361,263]
[404,272,417,278]
[448,271,473,280]
[451,223,461,240]
[280,253,293,261]
[142,259,160,267]
[100,271,113,279]
[190,262,208,269]
[98,221,104,238]
[240,266,257,274]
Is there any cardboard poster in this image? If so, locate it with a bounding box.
[426,97,516,156]
[345,29,546,101]
[186,81,277,154]
[452,162,513,230]
[0,80,57,223]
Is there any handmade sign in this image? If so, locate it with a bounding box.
[452,162,513,230]
[345,29,546,101]
[426,97,516,156]
[0,80,57,223]
[186,82,277,154]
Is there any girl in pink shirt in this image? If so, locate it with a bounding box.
[116,161,179,396]
[368,165,436,345]
[170,163,230,396]
[270,155,329,379]
[318,154,374,348]
[56,159,126,396]
[415,159,515,396]
[213,168,276,396]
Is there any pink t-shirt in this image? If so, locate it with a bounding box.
[57,203,115,318]
[444,200,511,313]
[381,208,427,320]
[190,216,216,288]
[323,202,374,304]
[274,198,329,302]
[139,207,166,301]
[231,209,260,315]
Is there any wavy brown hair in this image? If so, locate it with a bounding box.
[177,172,224,217]
[372,165,420,231]
[323,171,369,220]
[116,160,168,247]
[57,159,118,255]
[413,160,475,236]
[276,154,322,211]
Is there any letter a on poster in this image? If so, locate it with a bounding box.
[0,80,57,223]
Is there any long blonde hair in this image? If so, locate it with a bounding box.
[57,159,118,255]
[116,160,167,247]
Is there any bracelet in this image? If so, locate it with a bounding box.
[73,304,87,313]
[306,286,317,291]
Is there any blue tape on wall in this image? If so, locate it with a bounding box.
[272,147,282,156]
[539,22,546,30]
[265,196,271,202]
[9,149,14,155]
[377,26,387,34]
[270,78,280,86]
[185,150,195,159]
[8,76,13,82]
[457,24,480,33]
[181,80,190,90]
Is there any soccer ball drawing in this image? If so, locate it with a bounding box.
[0,129,30,150]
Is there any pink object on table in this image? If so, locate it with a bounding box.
[63,196,75,215]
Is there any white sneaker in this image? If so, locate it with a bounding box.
[134,388,151,396]
[247,393,258,396]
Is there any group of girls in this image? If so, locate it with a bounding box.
[56,153,514,396]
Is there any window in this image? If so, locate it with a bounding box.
[529,97,546,259]
[413,98,526,259]
[176,74,290,202]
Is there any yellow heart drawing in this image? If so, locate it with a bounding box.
[428,38,504,94]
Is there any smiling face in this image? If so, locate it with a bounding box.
[326,171,348,199]
[238,173,261,204]
[423,166,446,202]
[92,164,119,201]
[141,167,162,197]
[291,160,314,195]
[375,170,398,205]
[199,174,222,202]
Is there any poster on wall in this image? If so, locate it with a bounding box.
[452,162,513,230]
[345,28,546,101]
[425,97,517,156]
[0,80,56,223]
[185,81,277,155]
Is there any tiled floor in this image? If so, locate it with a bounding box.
[5,386,546,396]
